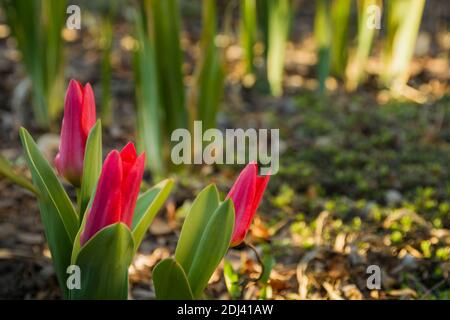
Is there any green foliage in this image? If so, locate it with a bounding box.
[153,258,194,300]
[188,0,225,131]
[99,7,117,126]
[266,0,291,96]
[145,0,186,135]
[0,154,37,195]
[240,0,257,76]
[2,0,66,127]
[223,259,241,299]
[133,7,164,176]
[19,128,79,298]
[346,0,381,91]
[79,121,102,219]
[381,0,425,94]
[71,223,134,299]
[174,185,235,298]
[314,0,332,94]
[131,178,174,253]
[330,0,352,77]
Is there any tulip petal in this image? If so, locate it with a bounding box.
[251,173,270,219]
[55,79,85,186]
[81,83,96,137]
[80,150,123,245]
[227,163,257,246]
[120,152,145,227]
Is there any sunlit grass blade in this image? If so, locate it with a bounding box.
[330,0,352,78]
[145,0,186,136]
[2,0,66,127]
[381,0,425,95]
[133,8,165,177]
[188,0,225,132]
[42,0,66,120]
[99,7,117,126]
[266,0,291,97]
[240,0,257,76]
[346,0,382,91]
[314,0,332,94]
[100,16,113,125]
[2,0,48,126]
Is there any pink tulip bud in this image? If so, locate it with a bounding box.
[55,79,96,187]
[80,143,145,246]
[226,162,270,247]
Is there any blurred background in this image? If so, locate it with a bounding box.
[0,0,449,299]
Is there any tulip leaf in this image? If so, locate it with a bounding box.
[153,258,194,300]
[132,178,174,253]
[79,120,102,220]
[70,193,94,265]
[70,223,134,300]
[175,184,220,272]
[176,196,235,299]
[19,127,79,298]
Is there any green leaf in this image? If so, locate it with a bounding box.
[0,154,38,195]
[2,0,66,127]
[146,0,186,136]
[315,0,332,94]
[223,259,241,299]
[175,184,220,272]
[153,258,194,300]
[240,0,257,75]
[260,252,275,283]
[19,127,79,298]
[346,0,381,91]
[79,120,102,220]
[132,178,174,252]
[184,199,235,298]
[133,7,164,176]
[330,0,351,77]
[381,0,425,93]
[70,223,134,300]
[267,0,291,97]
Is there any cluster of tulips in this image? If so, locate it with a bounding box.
[19,80,269,299]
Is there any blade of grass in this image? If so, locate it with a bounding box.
[266,0,291,97]
[2,0,66,127]
[133,7,165,177]
[330,0,352,78]
[314,0,332,95]
[188,0,225,132]
[345,0,382,91]
[381,0,425,95]
[98,0,120,126]
[240,0,257,76]
[145,0,186,136]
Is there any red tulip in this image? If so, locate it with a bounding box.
[55,79,96,187]
[80,142,145,246]
[226,162,270,247]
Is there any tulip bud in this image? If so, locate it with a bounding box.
[226,162,270,247]
[55,79,96,187]
[80,143,145,246]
